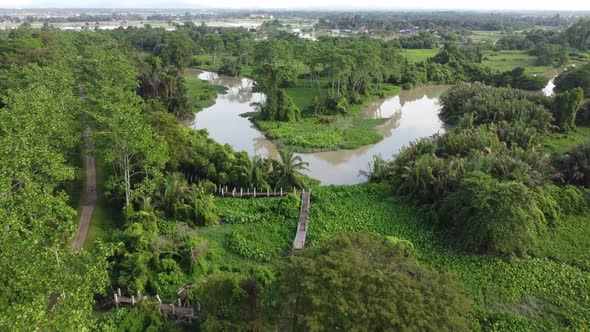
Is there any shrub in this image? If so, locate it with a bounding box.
[438,172,547,256]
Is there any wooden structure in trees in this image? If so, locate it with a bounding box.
[214,185,312,250]
[112,288,197,321]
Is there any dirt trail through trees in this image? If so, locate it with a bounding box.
[71,134,97,250]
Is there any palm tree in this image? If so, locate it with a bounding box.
[359,154,387,182]
[158,172,189,218]
[273,149,309,189]
[247,155,271,189]
[185,186,219,227]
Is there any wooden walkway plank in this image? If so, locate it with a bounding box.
[293,192,311,250]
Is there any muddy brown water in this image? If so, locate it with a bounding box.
[189,70,494,184]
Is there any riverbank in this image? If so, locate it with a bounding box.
[184,74,228,113]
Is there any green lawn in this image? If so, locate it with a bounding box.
[541,126,590,155]
[401,48,439,63]
[482,50,553,74]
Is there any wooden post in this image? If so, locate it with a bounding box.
[131,295,135,305]
[280,188,283,196]
[247,188,249,195]
[232,188,235,197]
[254,188,256,197]
[225,186,228,193]
[267,188,270,197]
[240,188,243,197]
[114,293,119,308]
[221,188,224,196]
[117,288,121,296]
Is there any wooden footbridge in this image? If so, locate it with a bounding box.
[293,191,310,250]
[214,186,311,250]
[112,288,197,321]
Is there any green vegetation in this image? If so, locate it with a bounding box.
[184,76,227,112]
[83,159,121,250]
[308,184,590,330]
[541,126,590,154]
[555,63,590,97]
[254,106,389,151]
[270,232,471,331]
[469,30,505,43]
[2,13,590,332]
[482,50,552,74]
[401,48,439,63]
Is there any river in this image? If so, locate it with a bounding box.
[189,69,554,185]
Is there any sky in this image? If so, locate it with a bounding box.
[0,0,589,11]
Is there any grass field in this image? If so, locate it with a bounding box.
[401,48,439,63]
[482,50,553,74]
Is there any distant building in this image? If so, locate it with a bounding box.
[399,26,421,35]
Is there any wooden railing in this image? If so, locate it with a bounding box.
[213,185,312,250]
[112,288,197,321]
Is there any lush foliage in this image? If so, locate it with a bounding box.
[0,35,112,330]
[268,232,471,331]
[308,184,590,330]
[554,63,590,98]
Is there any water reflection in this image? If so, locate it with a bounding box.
[297,87,450,184]
[189,69,449,185]
[187,70,278,159]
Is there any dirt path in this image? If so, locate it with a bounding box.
[72,136,97,251]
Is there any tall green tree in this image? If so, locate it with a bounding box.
[84,47,168,206]
[267,233,470,331]
[0,62,112,330]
